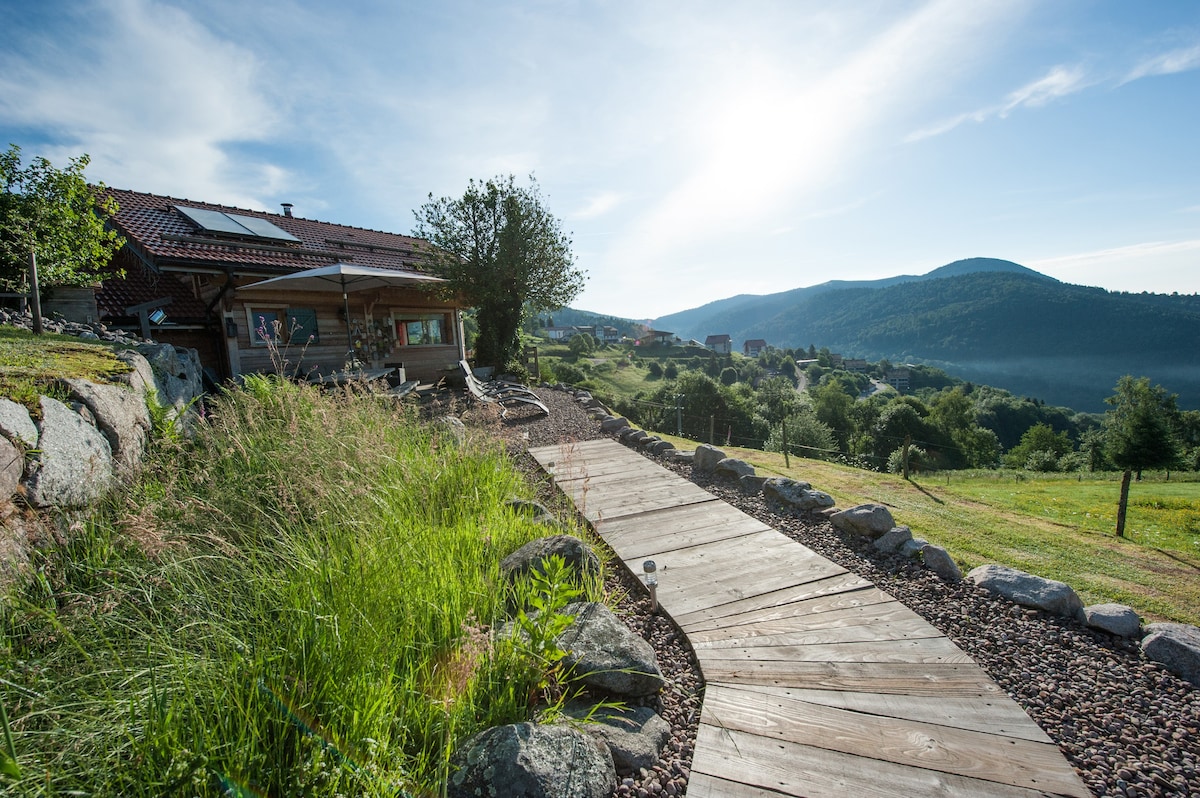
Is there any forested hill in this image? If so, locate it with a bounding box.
[654,262,1200,411]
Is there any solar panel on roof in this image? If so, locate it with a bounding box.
[233,214,301,242]
[174,205,300,243]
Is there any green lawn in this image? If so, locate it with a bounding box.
[653,435,1200,625]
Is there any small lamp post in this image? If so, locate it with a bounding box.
[642,560,658,612]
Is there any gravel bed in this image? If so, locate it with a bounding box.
[501,387,1200,798]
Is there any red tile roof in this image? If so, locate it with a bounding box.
[94,251,210,320]
[101,187,433,276]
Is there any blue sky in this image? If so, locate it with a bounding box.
[2,1,1198,320]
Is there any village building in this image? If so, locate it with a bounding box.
[743,338,768,357]
[704,334,732,354]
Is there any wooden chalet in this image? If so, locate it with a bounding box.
[705,333,732,354]
[94,189,465,384]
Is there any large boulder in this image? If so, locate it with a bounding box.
[61,378,151,472]
[830,504,896,539]
[501,535,601,579]
[0,398,38,447]
[1084,603,1142,638]
[692,444,727,472]
[1141,623,1200,686]
[559,602,665,697]
[764,478,836,511]
[967,564,1083,619]
[873,525,913,553]
[447,722,615,798]
[562,703,670,776]
[921,545,962,582]
[0,436,21,500]
[22,397,113,508]
[714,458,755,479]
[117,344,203,420]
[600,415,630,433]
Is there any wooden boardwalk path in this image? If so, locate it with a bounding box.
[528,438,1090,798]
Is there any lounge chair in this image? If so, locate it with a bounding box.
[459,361,549,418]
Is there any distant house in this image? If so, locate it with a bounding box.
[705,334,732,354]
[545,325,579,340]
[599,326,621,344]
[93,188,465,384]
[843,358,871,373]
[743,338,768,357]
[638,329,675,346]
[885,368,911,391]
[829,353,844,368]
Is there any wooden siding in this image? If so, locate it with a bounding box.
[527,438,1090,798]
[229,284,461,383]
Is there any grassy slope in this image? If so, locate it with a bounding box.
[1,377,600,795]
[653,435,1200,626]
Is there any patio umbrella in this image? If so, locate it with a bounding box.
[240,262,446,346]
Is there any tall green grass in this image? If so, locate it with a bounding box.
[1,377,599,795]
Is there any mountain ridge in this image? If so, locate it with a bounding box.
[645,257,1199,411]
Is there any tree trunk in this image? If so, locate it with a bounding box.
[1116,469,1132,537]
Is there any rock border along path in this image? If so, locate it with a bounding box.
[529,438,1090,798]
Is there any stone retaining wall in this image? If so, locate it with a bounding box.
[1,313,205,581]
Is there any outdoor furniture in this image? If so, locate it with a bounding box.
[308,368,393,387]
[458,360,549,418]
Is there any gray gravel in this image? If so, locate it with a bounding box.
[506,388,1200,798]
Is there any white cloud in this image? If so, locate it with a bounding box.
[1001,65,1088,110]
[907,64,1088,141]
[0,0,284,209]
[1122,43,1200,83]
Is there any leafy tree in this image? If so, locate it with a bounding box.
[810,378,855,450]
[1104,376,1181,536]
[756,376,804,424]
[719,367,738,386]
[0,144,124,292]
[663,361,678,379]
[1002,423,1072,470]
[566,332,595,355]
[766,411,837,458]
[414,175,585,372]
[870,402,936,467]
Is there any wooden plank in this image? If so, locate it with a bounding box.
[673,572,876,630]
[730,683,1054,743]
[701,659,1005,697]
[651,555,851,619]
[699,686,1090,795]
[685,594,920,641]
[597,503,775,559]
[685,771,794,798]
[691,612,960,652]
[679,584,893,634]
[689,607,948,648]
[690,725,1083,798]
[565,483,718,523]
[695,634,975,665]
